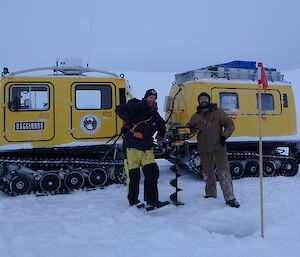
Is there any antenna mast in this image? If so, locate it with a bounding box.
[86,17,93,67]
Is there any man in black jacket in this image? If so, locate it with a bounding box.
[116,89,168,209]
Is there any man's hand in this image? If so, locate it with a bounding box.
[156,135,168,146]
[189,128,198,134]
[157,130,166,138]
[219,136,226,146]
[121,120,133,135]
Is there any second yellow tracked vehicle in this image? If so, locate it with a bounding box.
[164,61,300,178]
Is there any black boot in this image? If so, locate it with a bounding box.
[152,200,170,208]
[146,200,170,211]
[204,195,217,199]
[129,200,145,209]
[226,198,240,208]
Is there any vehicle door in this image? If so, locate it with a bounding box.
[70,83,117,139]
[4,82,54,142]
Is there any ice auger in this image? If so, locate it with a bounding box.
[165,126,197,206]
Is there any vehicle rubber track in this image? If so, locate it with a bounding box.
[0,156,125,196]
[182,151,299,179]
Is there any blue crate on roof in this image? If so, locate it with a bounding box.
[217,60,256,70]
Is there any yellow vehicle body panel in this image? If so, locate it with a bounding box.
[166,81,296,137]
[0,76,128,149]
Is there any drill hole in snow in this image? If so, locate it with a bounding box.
[202,218,259,238]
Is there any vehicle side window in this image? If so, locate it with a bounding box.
[282,94,288,108]
[119,88,126,105]
[219,92,239,112]
[9,85,49,111]
[75,85,112,110]
[256,93,274,111]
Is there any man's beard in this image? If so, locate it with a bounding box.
[147,101,155,112]
[200,101,209,108]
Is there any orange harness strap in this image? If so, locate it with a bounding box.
[130,116,153,139]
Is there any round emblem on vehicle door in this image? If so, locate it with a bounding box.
[80,114,101,134]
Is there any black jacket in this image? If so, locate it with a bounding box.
[116,98,166,150]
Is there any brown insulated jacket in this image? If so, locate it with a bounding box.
[187,104,235,153]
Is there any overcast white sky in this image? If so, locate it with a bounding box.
[1,0,299,72]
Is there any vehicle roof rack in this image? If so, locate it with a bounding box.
[175,60,284,84]
[4,66,119,77]
[2,58,119,77]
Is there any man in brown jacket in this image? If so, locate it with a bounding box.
[187,92,240,208]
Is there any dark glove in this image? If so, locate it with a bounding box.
[186,126,197,133]
[121,123,133,135]
[120,120,133,135]
[189,128,198,134]
[156,136,168,147]
[157,130,166,138]
[219,136,226,146]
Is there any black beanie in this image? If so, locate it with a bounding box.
[144,89,158,99]
[198,92,211,102]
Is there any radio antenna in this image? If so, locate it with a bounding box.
[86,17,93,67]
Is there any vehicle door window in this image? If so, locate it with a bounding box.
[9,85,49,111]
[75,85,112,110]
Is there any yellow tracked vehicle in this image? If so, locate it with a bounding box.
[164,61,300,178]
[0,58,130,195]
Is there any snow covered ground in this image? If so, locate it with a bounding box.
[1,69,300,257]
[0,160,299,257]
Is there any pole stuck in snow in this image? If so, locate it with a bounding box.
[257,83,264,239]
[257,62,268,239]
